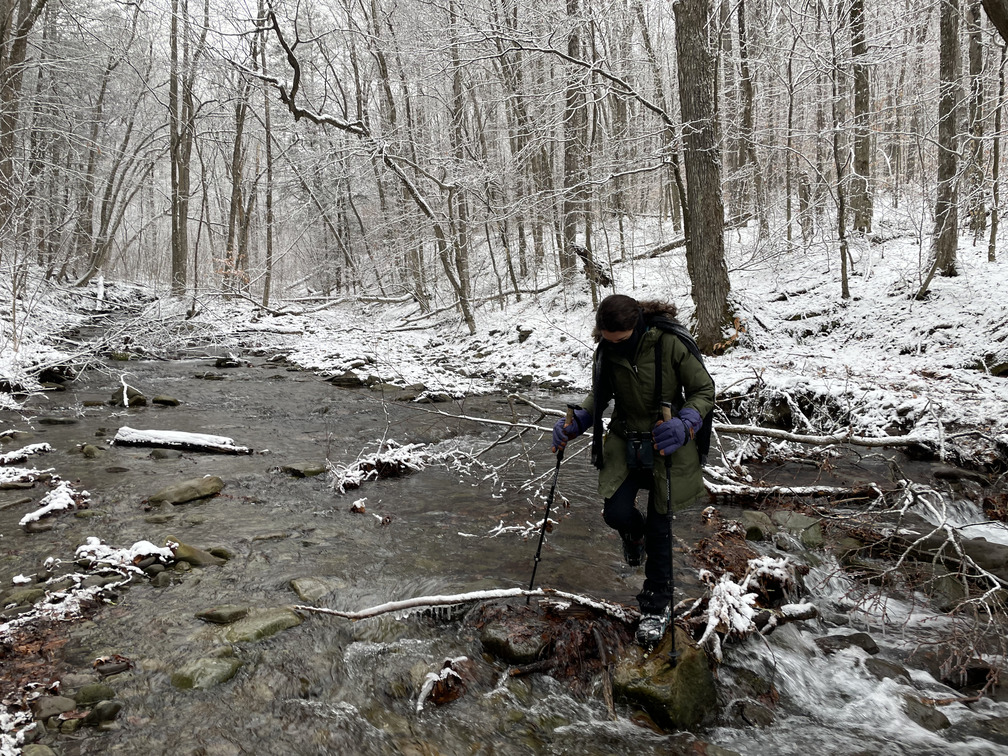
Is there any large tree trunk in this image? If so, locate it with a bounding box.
[967,0,986,242]
[168,0,208,296]
[990,44,1006,264]
[736,0,768,239]
[932,0,961,278]
[561,0,586,275]
[674,0,732,354]
[850,0,873,233]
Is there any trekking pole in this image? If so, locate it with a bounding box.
[662,402,679,667]
[528,405,575,604]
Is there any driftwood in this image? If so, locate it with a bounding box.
[111,427,252,454]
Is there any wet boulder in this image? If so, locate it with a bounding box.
[740,511,775,542]
[148,475,225,505]
[224,607,302,643]
[771,511,823,549]
[289,576,338,603]
[903,695,950,731]
[171,656,244,690]
[165,537,227,567]
[109,385,146,407]
[278,462,327,478]
[479,613,550,665]
[612,626,717,731]
[196,604,250,624]
[73,682,116,707]
[815,632,879,655]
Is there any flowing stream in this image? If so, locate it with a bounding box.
[2,352,1007,755]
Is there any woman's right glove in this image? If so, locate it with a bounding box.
[551,408,593,453]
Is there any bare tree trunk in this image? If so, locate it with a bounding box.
[634,0,687,238]
[967,0,986,243]
[737,0,768,238]
[930,0,961,281]
[259,0,275,307]
[0,0,48,218]
[561,0,585,274]
[989,43,1006,264]
[168,0,209,296]
[828,0,851,300]
[674,0,733,354]
[850,0,873,233]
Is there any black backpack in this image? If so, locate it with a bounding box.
[648,316,716,466]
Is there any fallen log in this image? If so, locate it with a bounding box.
[715,423,933,452]
[294,586,639,623]
[111,427,252,454]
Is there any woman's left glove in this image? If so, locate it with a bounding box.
[653,408,703,456]
[551,408,593,453]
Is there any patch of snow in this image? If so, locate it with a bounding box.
[18,481,88,526]
[75,536,174,569]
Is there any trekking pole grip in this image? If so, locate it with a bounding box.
[661,402,672,422]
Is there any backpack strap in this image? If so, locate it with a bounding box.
[590,346,609,470]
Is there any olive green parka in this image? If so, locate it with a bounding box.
[579,321,715,513]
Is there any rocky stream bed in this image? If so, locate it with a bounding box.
[2,347,1008,756]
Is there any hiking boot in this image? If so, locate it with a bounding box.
[635,606,671,649]
[621,533,646,567]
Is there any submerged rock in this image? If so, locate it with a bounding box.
[613,626,717,731]
[289,576,337,603]
[149,475,225,504]
[73,682,116,707]
[171,656,243,689]
[279,462,327,478]
[224,607,302,643]
[196,605,250,624]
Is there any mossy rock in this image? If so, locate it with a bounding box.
[224,607,302,643]
[613,626,717,731]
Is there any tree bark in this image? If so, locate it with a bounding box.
[850,0,873,233]
[674,0,733,354]
[932,0,962,280]
[967,0,986,242]
[989,43,1006,263]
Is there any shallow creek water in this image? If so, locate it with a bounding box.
[2,355,1007,755]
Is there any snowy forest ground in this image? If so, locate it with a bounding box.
[2,206,1008,473]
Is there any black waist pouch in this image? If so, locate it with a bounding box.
[625,431,654,470]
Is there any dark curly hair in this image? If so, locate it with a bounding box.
[593,295,678,341]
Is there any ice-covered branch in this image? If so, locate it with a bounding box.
[294,587,639,623]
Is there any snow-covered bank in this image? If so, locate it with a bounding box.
[3,224,1007,469]
[176,228,1007,469]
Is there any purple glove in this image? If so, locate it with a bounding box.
[653,408,703,456]
[551,408,592,452]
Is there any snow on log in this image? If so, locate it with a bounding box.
[714,422,932,450]
[0,466,52,489]
[0,443,51,465]
[295,587,639,623]
[19,481,89,526]
[111,426,252,454]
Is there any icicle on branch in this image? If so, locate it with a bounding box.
[294,587,639,623]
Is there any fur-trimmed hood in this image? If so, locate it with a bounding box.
[591,298,679,341]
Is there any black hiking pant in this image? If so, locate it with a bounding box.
[601,468,673,614]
